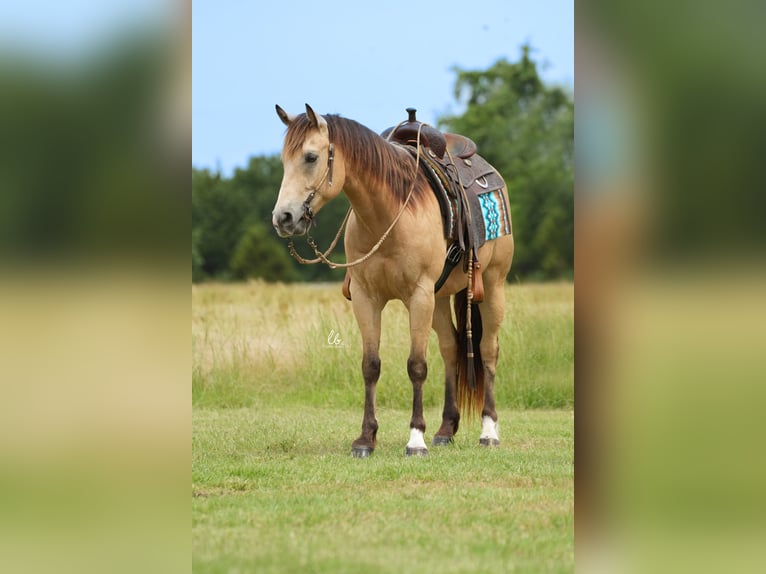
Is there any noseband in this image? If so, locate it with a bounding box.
[299,143,334,229]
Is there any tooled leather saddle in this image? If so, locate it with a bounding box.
[382,108,511,300]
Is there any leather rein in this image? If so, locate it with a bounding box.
[287,124,423,270]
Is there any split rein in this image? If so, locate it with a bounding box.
[286,124,424,270]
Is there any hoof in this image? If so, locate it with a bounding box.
[479,438,500,447]
[351,446,373,458]
[405,446,429,457]
[432,435,453,446]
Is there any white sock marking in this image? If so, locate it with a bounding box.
[406,428,427,449]
[480,416,499,441]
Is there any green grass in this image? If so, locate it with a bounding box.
[193,406,573,573]
[192,281,573,573]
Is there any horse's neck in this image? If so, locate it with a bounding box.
[341,147,412,237]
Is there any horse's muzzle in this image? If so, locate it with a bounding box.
[272,209,309,238]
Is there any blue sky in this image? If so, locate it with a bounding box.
[193,0,573,175]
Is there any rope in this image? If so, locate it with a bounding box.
[287,207,351,264]
[465,247,476,389]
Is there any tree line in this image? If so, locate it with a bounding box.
[192,45,572,283]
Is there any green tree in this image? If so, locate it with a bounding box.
[439,45,573,280]
[230,223,298,281]
[192,156,289,281]
[192,168,245,279]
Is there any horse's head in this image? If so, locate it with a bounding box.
[272,104,345,238]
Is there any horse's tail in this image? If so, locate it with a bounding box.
[455,288,484,420]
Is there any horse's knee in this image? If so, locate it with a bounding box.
[362,355,381,383]
[407,357,428,383]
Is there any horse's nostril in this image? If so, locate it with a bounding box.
[279,211,293,225]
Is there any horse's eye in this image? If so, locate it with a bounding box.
[304,152,318,164]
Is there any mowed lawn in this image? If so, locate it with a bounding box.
[193,282,573,573]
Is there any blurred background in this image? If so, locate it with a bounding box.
[577,1,766,572]
[0,1,188,573]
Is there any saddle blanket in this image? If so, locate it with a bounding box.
[476,188,512,241]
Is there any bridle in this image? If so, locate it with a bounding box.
[287,125,424,270]
[298,143,334,231]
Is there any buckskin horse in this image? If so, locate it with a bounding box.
[272,104,514,457]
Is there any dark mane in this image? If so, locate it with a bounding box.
[283,114,427,206]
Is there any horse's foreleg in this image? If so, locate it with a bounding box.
[432,296,460,445]
[404,287,435,456]
[351,292,383,458]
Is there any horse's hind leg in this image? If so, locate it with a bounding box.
[404,288,435,456]
[477,278,506,447]
[350,292,383,458]
[432,296,460,445]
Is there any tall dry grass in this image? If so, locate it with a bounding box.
[192,281,573,410]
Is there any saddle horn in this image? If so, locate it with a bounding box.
[381,108,447,159]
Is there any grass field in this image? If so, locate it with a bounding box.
[193,281,573,573]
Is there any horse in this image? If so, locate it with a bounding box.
[271,104,514,457]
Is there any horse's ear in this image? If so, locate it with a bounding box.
[305,103,328,134]
[275,105,294,126]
